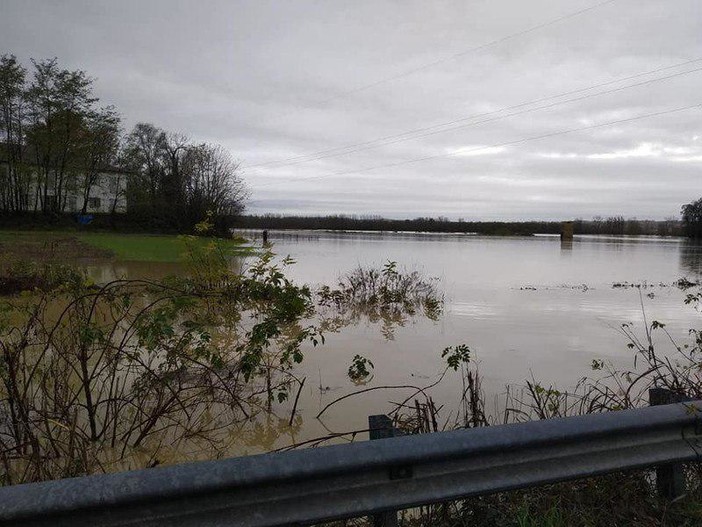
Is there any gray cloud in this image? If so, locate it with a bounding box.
[1,0,700,219]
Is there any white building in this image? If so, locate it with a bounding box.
[66,170,128,214]
[0,161,128,214]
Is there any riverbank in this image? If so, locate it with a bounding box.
[0,230,252,264]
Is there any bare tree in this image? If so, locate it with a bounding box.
[78,106,121,214]
[1,55,247,226]
[0,54,29,213]
[183,143,248,221]
[123,122,168,209]
[25,59,98,213]
[125,123,247,231]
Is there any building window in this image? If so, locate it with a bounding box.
[88,197,101,210]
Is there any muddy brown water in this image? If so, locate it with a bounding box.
[57,232,701,454]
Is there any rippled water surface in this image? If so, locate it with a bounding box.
[91,232,702,452]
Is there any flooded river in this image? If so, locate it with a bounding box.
[87,232,702,453]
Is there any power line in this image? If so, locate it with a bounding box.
[245,0,622,173]
[245,59,702,172]
[253,103,701,189]
[316,0,620,105]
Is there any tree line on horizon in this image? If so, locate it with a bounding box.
[236,214,685,237]
[682,198,702,239]
[0,54,247,232]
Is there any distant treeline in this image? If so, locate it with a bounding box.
[235,215,683,237]
[577,216,682,236]
[0,211,683,238]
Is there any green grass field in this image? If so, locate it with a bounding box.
[78,232,251,262]
[0,230,253,263]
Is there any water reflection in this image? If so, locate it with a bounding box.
[236,414,304,454]
[680,240,702,277]
[83,256,247,283]
[316,263,442,341]
[64,233,702,453]
[84,260,184,282]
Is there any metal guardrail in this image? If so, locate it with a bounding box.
[0,401,701,527]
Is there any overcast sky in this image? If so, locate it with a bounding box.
[1,0,701,220]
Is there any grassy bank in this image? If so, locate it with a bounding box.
[78,232,250,262]
[0,230,252,263]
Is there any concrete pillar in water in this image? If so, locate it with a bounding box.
[561,221,574,240]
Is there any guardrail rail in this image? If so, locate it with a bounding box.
[0,398,700,526]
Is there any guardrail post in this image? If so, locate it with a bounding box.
[369,415,400,527]
[649,388,687,499]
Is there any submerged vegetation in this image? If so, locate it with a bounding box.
[0,239,322,483]
[318,260,442,339]
[315,283,702,526]
[0,229,445,484]
[0,261,83,296]
[3,223,702,524]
